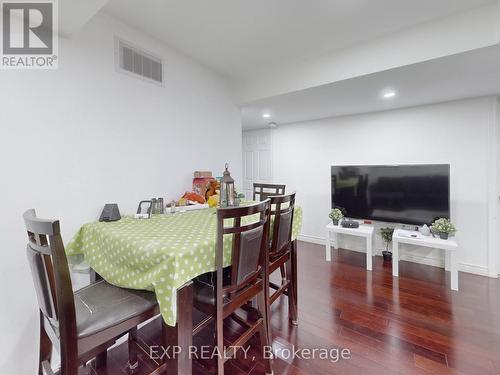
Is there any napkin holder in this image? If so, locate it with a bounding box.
[99,204,121,222]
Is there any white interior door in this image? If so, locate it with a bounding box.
[242,129,273,199]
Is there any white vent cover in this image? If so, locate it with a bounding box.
[115,38,163,84]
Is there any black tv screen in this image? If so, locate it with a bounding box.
[331,164,450,225]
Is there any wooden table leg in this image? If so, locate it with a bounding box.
[162,281,193,375]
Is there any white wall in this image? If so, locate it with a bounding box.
[496,97,500,276]
[255,97,499,275]
[0,12,242,374]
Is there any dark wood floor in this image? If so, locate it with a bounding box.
[78,241,500,374]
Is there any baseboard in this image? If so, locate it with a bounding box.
[458,263,490,277]
[399,253,444,268]
[299,235,490,277]
[298,234,325,245]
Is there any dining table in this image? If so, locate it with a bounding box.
[66,203,302,374]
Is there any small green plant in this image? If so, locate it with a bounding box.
[329,208,344,223]
[431,218,456,235]
[380,227,395,252]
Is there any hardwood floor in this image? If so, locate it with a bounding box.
[78,241,500,374]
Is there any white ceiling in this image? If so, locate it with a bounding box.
[103,0,494,82]
[241,45,500,129]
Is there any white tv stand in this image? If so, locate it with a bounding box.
[392,229,459,291]
[325,222,374,270]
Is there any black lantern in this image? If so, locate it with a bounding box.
[220,163,235,207]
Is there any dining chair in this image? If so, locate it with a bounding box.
[23,209,159,375]
[252,183,286,202]
[267,193,298,326]
[253,183,287,281]
[192,200,273,375]
[137,200,153,217]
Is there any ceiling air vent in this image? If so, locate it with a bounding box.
[115,38,163,85]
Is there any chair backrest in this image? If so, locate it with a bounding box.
[137,200,153,216]
[269,193,296,258]
[23,209,77,346]
[253,183,286,202]
[216,201,271,296]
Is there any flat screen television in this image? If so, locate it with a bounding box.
[331,164,450,225]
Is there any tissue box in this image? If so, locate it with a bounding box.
[194,171,212,178]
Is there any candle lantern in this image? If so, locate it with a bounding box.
[220,163,235,207]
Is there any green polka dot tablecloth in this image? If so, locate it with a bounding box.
[66,205,302,326]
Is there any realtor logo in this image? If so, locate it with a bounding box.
[1,0,58,69]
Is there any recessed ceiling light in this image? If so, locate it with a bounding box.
[262,113,271,119]
[381,89,397,99]
[268,122,277,128]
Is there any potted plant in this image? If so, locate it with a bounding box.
[329,208,344,225]
[431,218,456,240]
[380,227,394,261]
[234,190,246,206]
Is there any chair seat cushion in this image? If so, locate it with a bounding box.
[74,280,157,338]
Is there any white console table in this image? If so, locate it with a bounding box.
[325,222,374,270]
[392,229,459,291]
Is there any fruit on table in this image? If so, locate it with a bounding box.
[182,192,206,204]
[207,195,219,208]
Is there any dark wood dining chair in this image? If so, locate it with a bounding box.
[267,193,298,326]
[252,183,286,281]
[253,183,286,202]
[23,209,159,375]
[192,201,273,375]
